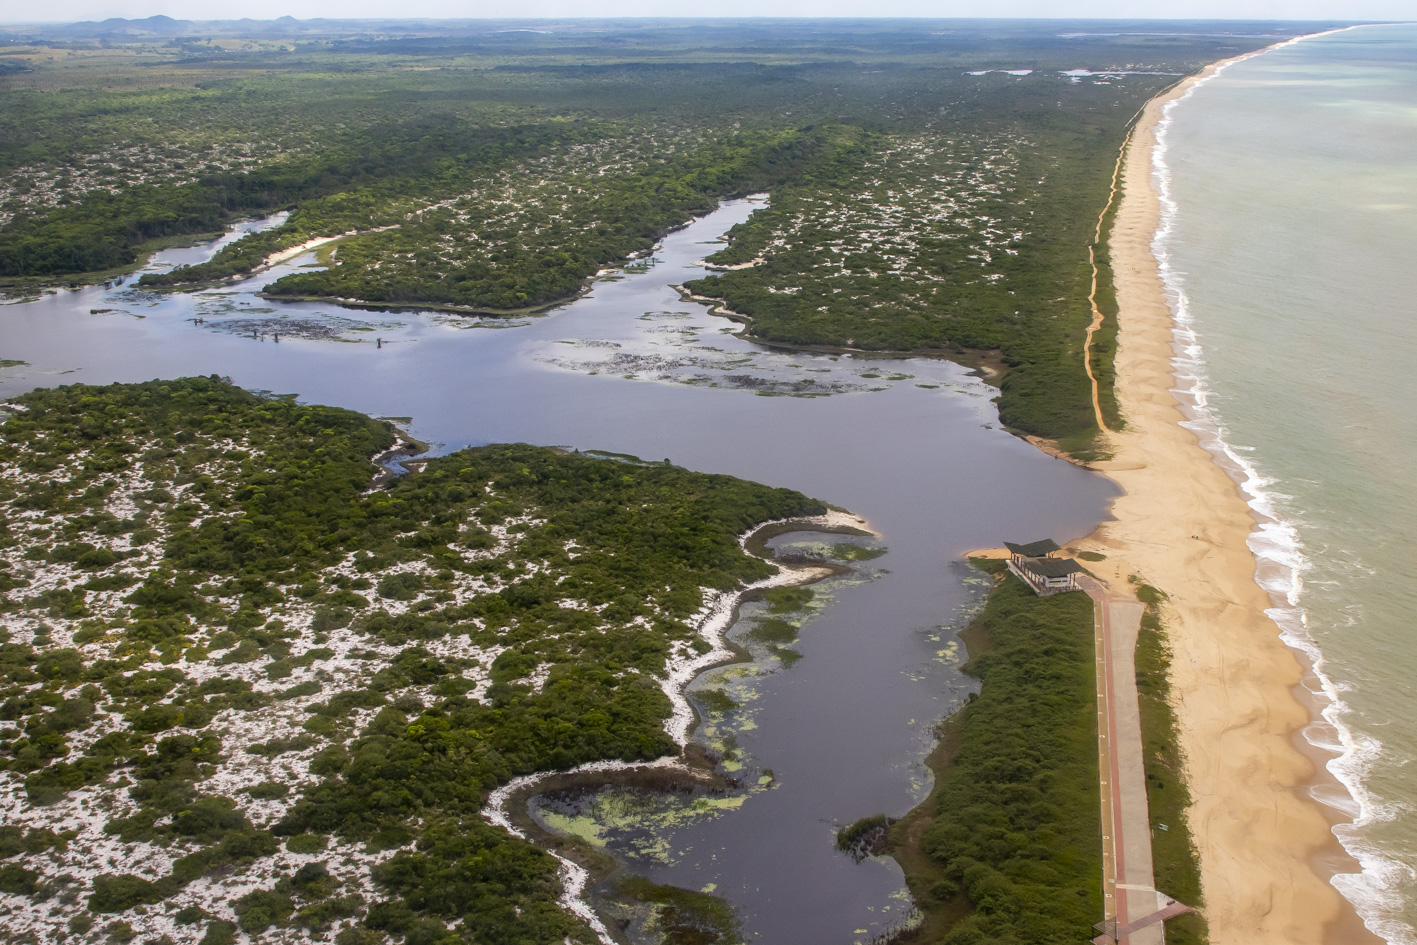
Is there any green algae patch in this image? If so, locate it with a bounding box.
[533,782,766,872]
[539,811,611,850]
[693,795,748,813]
[612,876,744,945]
[828,543,887,562]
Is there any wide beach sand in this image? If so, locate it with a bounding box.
[1076,65,1380,945]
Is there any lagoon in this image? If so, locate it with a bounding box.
[0,198,1116,942]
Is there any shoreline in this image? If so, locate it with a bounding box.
[244,224,400,274]
[0,229,228,296]
[481,509,872,945]
[1078,44,1379,945]
[670,284,1009,382]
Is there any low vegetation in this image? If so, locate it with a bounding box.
[1090,181,1126,433]
[1132,581,1207,945]
[0,376,826,943]
[0,19,1297,444]
[611,876,742,945]
[888,562,1102,944]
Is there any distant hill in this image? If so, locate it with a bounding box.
[0,16,1363,44]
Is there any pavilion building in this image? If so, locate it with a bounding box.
[1003,539,1083,596]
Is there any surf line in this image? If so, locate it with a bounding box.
[1085,24,1356,441]
[481,510,869,943]
[1147,25,1409,943]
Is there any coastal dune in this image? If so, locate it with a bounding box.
[1078,66,1381,945]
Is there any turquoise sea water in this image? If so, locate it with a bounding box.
[1156,24,1417,942]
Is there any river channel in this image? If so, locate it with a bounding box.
[0,198,1117,943]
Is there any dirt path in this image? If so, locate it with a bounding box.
[1084,129,1133,436]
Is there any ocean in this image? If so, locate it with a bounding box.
[1153,24,1417,942]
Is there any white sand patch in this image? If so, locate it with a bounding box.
[480,511,865,939]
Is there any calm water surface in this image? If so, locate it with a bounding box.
[1157,25,1417,943]
[0,199,1116,942]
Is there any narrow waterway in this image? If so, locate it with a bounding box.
[0,199,1117,943]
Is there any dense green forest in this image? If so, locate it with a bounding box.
[0,377,825,944]
[887,563,1103,945]
[681,116,1108,440]
[0,20,1304,444]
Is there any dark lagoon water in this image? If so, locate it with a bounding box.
[0,198,1117,943]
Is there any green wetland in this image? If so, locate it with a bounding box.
[0,17,1310,945]
[885,562,1103,945]
[1,193,1117,944]
[0,18,1298,450]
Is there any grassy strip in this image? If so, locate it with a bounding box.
[887,558,1102,944]
[1090,180,1125,434]
[1132,581,1208,944]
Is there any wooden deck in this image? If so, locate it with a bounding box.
[1093,900,1197,944]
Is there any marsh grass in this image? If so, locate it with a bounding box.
[611,875,743,945]
[827,543,887,562]
[887,569,1102,944]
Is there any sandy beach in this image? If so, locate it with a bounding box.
[1075,63,1380,945]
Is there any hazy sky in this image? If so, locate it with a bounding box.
[13,0,1415,24]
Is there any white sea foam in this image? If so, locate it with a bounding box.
[1149,29,1415,944]
[1150,31,1417,945]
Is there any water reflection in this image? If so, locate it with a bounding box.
[0,199,1117,944]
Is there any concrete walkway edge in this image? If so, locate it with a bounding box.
[1081,575,1164,945]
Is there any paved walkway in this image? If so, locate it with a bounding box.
[1080,575,1164,945]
